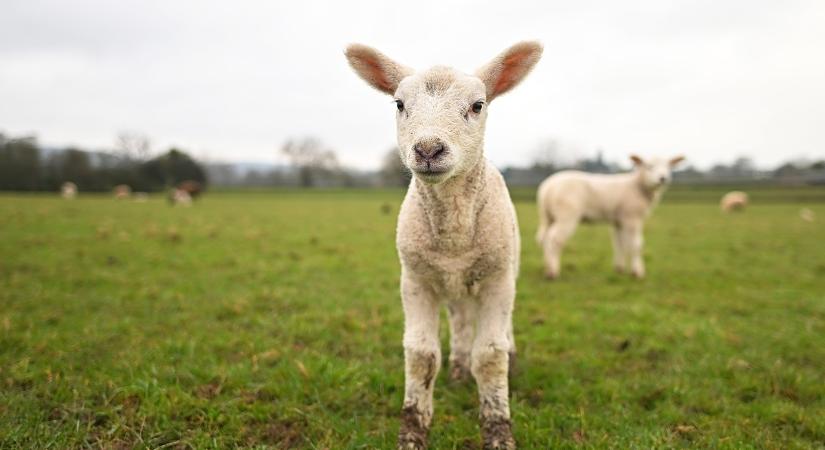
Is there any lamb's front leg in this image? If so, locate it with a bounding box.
[472,274,516,450]
[398,275,441,450]
[447,300,476,382]
[623,220,645,279]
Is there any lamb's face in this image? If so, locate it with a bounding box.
[345,41,543,185]
[632,155,685,190]
[393,67,488,184]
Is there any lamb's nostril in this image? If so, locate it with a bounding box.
[431,143,444,159]
[413,140,447,160]
[414,144,426,159]
[660,176,667,183]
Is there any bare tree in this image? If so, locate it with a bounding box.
[115,132,151,163]
[280,137,339,187]
[380,147,411,187]
[531,137,585,170]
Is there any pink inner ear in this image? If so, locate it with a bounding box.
[493,51,530,95]
[363,57,391,92]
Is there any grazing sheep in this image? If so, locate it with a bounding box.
[720,191,748,212]
[176,180,203,199]
[60,182,77,199]
[346,41,542,449]
[113,184,132,199]
[536,155,684,280]
[169,188,192,206]
[799,208,815,222]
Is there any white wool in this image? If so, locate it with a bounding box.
[720,191,749,212]
[60,182,77,199]
[171,189,192,206]
[113,184,132,200]
[347,41,542,449]
[536,155,683,279]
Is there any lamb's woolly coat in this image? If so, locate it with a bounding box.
[346,41,542,450]
[537,171,660,230]
[536,155,682,279]
[720,191,748,212]
[398,160,519,300]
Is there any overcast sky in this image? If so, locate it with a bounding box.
[1,0,824,170]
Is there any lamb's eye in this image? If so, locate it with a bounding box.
[471,101,484,114]
[395,100,404,112]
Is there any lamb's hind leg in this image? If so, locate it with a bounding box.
[447,300,476,382]
[398,275,441,450]
[542,218,579,279]
[611,223,627,273]
[472,274,516,450]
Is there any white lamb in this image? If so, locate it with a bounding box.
[536,155,684,279]
[720,191,748,212]
[60,182,77,199]
[346,41,542,450]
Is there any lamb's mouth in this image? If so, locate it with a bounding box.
[414,167,448,175]
[412,166,451,183]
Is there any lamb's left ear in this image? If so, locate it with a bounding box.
[476,41,543,102]
[669,155,686,167]
[630,154,645,166]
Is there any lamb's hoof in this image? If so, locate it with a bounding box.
[631,271,645,280]
[614,266,625,274]
[543,271,558,280]
[398,405,429,450]
[482,417,516,450]
[449,363,471,383]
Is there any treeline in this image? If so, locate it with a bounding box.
[502,154,825,187]
[205,136,410,188]
[2,131,822,191]
[0,133,207,192]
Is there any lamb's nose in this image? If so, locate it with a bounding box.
[660,176,668,183]
[414,140,446,161]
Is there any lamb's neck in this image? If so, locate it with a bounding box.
[414,159,487,250]
[633,171,664,206]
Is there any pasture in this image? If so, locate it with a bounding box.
[1,187,824,449]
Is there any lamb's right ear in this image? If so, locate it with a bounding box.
[630,154,645,166]
[345,44,413,95]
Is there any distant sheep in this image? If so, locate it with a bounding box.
[537,155,684,279]
[720,191,748,212]
[169,189,192,206]
[133,192,149,202]
[113,184,132,199]
[347,41,542,449]
[176,180,203,199]
[60,182,77,199]
[799,208,815,222]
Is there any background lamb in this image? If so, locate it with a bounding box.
[720,191,749,212]
[60,181,77,199]
[346,41,542,450]
[536,155,684,279]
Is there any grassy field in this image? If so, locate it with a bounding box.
[1,187,824,449]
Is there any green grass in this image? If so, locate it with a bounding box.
[1,188,824,449]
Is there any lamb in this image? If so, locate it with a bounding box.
[113,184,132,199]
[536,155,684,279]
[720,191,748,212]
[169,188,192,206]
[60,182,77,199]
[346,41,542,450]
[176,180,203,199]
